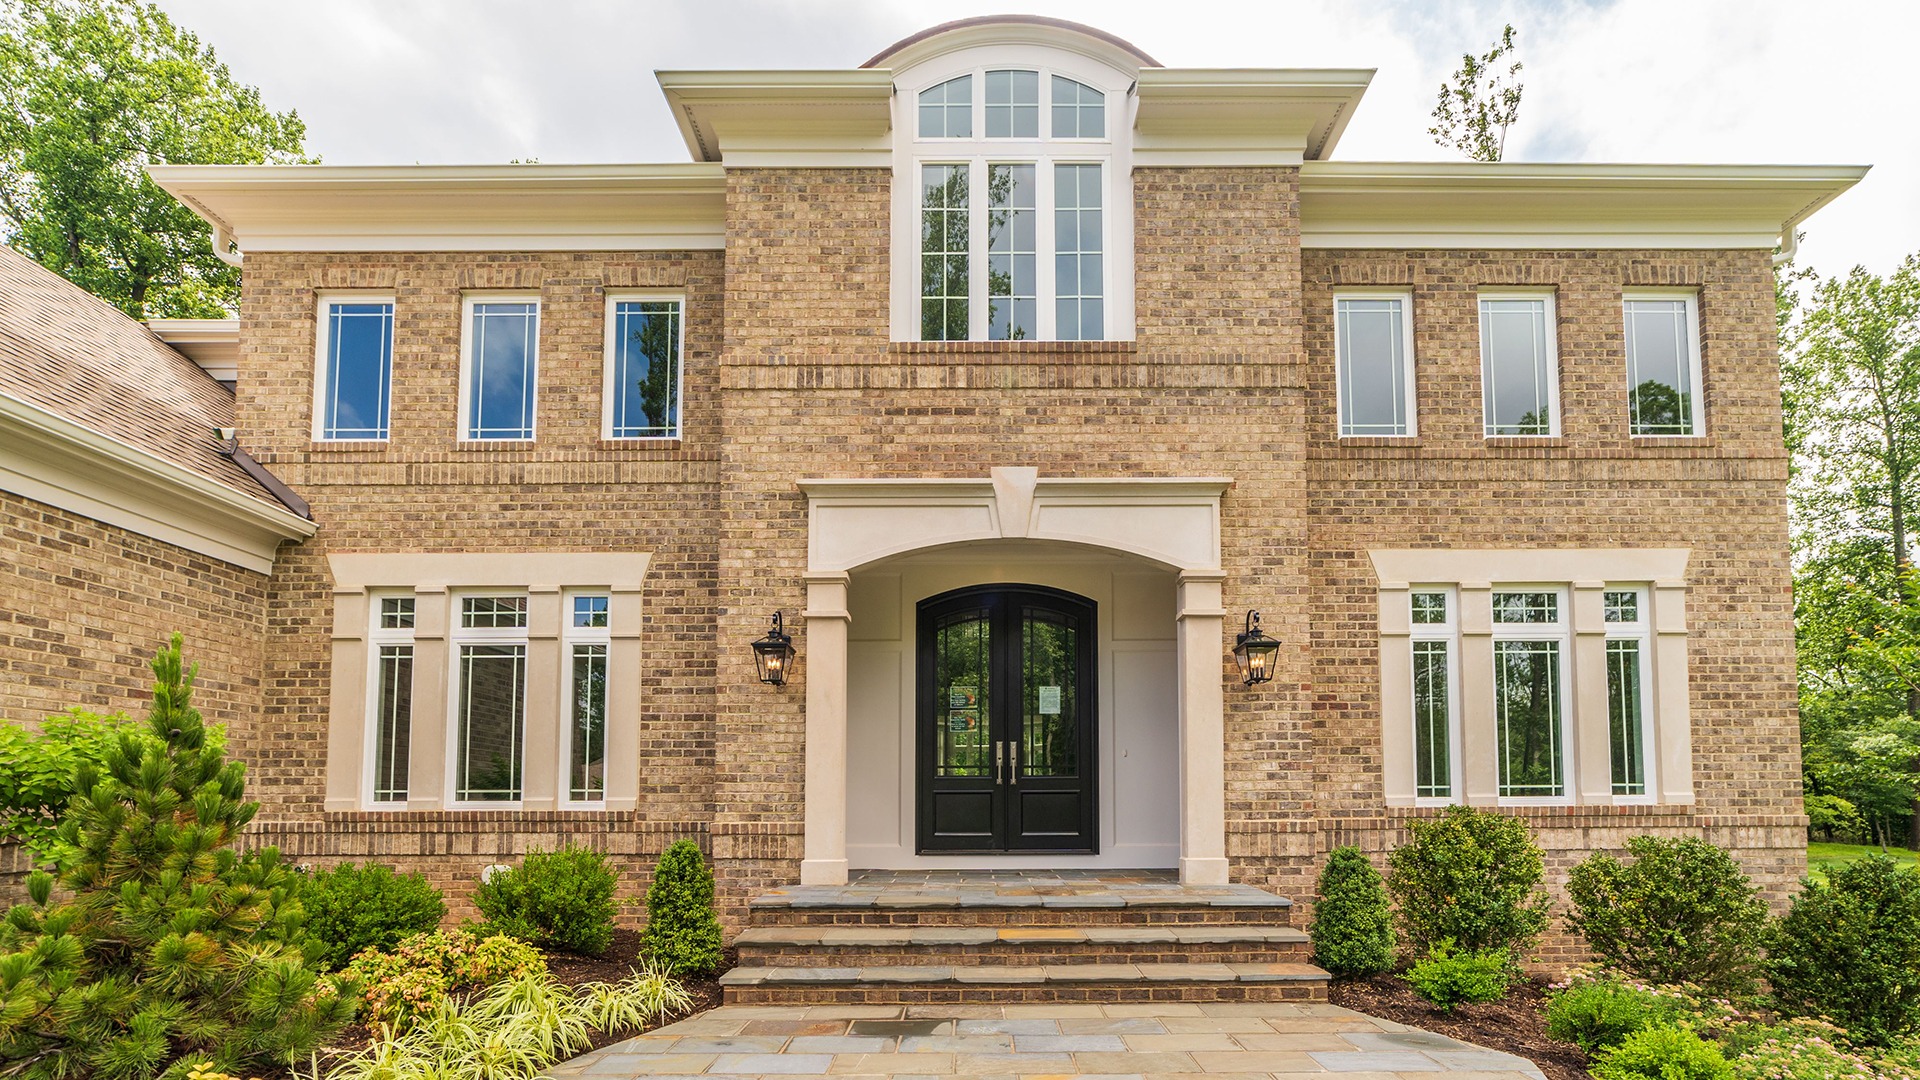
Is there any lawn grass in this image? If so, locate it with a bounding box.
[1808,840,1920,879]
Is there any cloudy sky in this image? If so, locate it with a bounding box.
[153,0,1916,280]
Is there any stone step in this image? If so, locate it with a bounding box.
[746,885,1295,928]
[719,962,1330,1005]
[734,924,1313,967]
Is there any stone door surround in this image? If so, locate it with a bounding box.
[797,467,1233,885]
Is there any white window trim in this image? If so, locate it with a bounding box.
[1409,586,1462,807]
[560,591,612,808]
[446,591,530,809]
[890,46,1136,342]
[1478,289,1561,439]
[1623,288,1705,439]
[601,290,686,442]
[362,592,415,809]
[1333,288,1418,439]
[312,291,396,443]
[457,292,541,444]
[1489,585,1574,806]
[1604,585,1657,804]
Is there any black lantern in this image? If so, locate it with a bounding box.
[751,611,795,686]
[1233,610,1280,686]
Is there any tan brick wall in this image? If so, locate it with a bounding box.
[0,489,269,728]
[171,171,1803,955]
[230,250,726,919]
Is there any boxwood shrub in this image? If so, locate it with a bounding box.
[1308,846,1395,976]
[1386,805,1551,957]
[1566,836,1768,995]
[302,862,448,970]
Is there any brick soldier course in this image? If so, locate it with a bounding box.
[3,16,1865,982]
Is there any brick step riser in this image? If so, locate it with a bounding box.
[723,982,1328,1006]
[736,943,1316,967]
[749,908,1292,928]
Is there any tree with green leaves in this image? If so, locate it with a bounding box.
[1785,255,1920,847]
[0,635,352,1079]
[0,0,310,318]
[1428,25,1523,163]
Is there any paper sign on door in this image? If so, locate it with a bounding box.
[1037,686,1062,714]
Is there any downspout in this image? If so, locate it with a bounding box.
[1772,216,1802,266]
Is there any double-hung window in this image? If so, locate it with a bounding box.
[1624,290,1704,437]
[1480,292,1559,436]
[909,67,1117,342]
[604,295,683,440]
[460,296,540,441]
[1409,588,1459,803]
[315,296,395,441]
[564,594,610,805]
[1604,588,1653,799]
[1334,291,1416,437]
[1491,588,1570,801]
[366,595,415,804]
[451,595,528,804]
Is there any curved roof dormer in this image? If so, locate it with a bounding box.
[861,15,1161,72]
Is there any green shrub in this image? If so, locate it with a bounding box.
[1386,805,1551,957]
[322,967,692,1080]
[0,708,223,862]
[641,839,723,974]
[1726,1018,1920,1080]
[1566,836,1768,995]
[473,844,619,957]
[1592,1024,1732,1080]
[1309,846,1396,976]
[1402,940,1511,1012]
[1766,854,1920,1046]
[1546,978,1682,1053]
[301,862,447,970]
[342,928,546,1029]
[0,636,349,1079]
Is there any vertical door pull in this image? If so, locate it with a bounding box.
[995,741,1005,784]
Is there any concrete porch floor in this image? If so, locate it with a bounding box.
[545,1002,1548,1080]
[752,869,1293,910]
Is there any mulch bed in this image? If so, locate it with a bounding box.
[304,930,732,1072]
[1330,972,1591,1080]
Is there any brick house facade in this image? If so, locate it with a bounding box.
[6,18,1866,957]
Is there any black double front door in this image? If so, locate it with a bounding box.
[916,584,1097,854]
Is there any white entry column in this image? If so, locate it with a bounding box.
[1176,570,1229,884]
[801,571,852,885]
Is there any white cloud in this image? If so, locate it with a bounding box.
[157,0,1916,278]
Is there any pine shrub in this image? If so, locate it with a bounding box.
[1401,940,1511,1012]
[1766,854,1920,1046]
[473,845,618,957]
[0,635,352,1079]
[1566,836,1768,995]
[1386,805,1551,957]
[641,839,723,975]
[1591,1024,1733,1080]
[301,862,447,970]
[1308,846,1395,976]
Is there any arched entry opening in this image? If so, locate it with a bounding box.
[798,468,1232,886]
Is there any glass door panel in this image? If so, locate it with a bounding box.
[934,609,992,778]
[1019,608,1077,778]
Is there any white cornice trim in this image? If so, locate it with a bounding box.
[0,392,314,574]
[1299,161,1869,249]
[1134,68,1373,163]
[146,163,728,254]
[656,70,894,165]
[146,318,239,381]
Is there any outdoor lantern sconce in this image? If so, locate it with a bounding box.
[751,611,795,686]
[1233,610,1280,686]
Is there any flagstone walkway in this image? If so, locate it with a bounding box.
[545,1001,1548,1080]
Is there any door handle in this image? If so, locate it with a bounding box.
[995,741,1005,785]
[1009,742,1018,781]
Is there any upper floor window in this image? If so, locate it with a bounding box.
[315,296,394,441]
[1334,291,1415,437]
[1624,291,1703,437]
[604,295,683,440]
[460,296,539,442]
[896,61,1128,343]
[1480,293,1559,437]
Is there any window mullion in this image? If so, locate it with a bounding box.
[1037,157,1055,342]
[971,159,988,341]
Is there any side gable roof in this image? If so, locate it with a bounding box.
[0,247,277,508]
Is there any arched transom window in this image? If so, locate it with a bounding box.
[895,60,1131,342]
